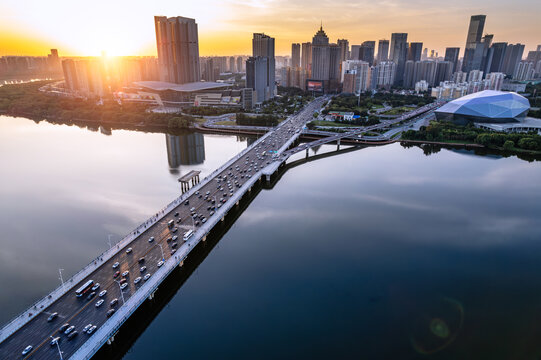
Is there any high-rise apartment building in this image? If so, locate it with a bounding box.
[390,33,408,85]
[374,61,396,88]
[252,33,276,99]
[337,39,350,63]
[502,43,525,77]
[486,42,507,73]
[301,42,312,74]
[291,43,301,68]
[377,40,389,63]
[462,15,486,73]
[154,16,200,84]
[444,48,460,73]
[246,56,269,104]
[341,60,371,93]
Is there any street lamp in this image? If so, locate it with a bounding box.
[158,244,165,261]
[114,280,125,305]
[50,336,63,360]
[58,269,65,290]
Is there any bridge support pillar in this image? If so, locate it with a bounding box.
[337,138,341,150]
[149,289,158,300]
[221,217,225,222]
[107,334,116,345]
[202,235,207,242]
[236,201,239,206]
[266,174,271,183]
[305,148,309,158]
[179,260,184,267]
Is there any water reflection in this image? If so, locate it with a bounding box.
[165,133,205,173]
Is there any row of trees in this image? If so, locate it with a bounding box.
[184,106,240,116]
[402,121,541,152]
[236,113,279,127]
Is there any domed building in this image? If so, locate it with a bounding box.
[435,90,530,124]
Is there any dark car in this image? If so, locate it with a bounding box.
[110,298,118,307]
[174,212,179,217]
[86,292,96,301]
[113,271,120,278]
[107,309,116,317]
[67,331,78,340]
[59,323,70,332]
[138,257,145,263]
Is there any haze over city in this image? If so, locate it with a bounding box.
[1,0,541,56]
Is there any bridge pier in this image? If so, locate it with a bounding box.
[305,148,309,158]
[179,260,184,267]
[337,138,341,150]
[202,235,207,242]
[107,331,118,345]
[149,289,158,300]
[221,217,225,222]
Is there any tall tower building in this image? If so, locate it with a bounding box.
[377,40,389,63]
[154,16,200,84]
[444,47,460,73]
[311,25,330,81]
[462,15,486,73]
[252,33,276,98]
[390,33,408,85]
[502,43,525,77]
[408,42,423,62]
[246,56,269,103]
[291,43,301,68]
[301,42,312,74]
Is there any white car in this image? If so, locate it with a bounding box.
[143,273,151,281]
[95,299,104,308]
[157,260,164,268]
[148,237,154,243]
[91,283,100,291]
[22,345,33,355]
[87,325,97,335]
[122,271,129,277]
[99,290,107,297]
[134,277,142,284]
[64,325,75,335]
[126,248,132,254]
[83,324,92,333]
[120,283,128,290]
[112,262,119,269]
[140,266,146,273]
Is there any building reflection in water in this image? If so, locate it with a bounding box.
[165,133,205,174]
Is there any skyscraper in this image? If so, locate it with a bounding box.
[359,41,376,65]
[444,47,460,73]
[486,42,507,73]
[301,42,312,74]
[311,25,330,81]
[337,39,350,63]
[390,33,408,85]
[377,40,389,63]
[291,43,301,68]
[154,16,200,84]
[462,15,486,73]
[246,56,269,103]
[502,43,525,77]
[408,42,423,62]
[252,33,276,98]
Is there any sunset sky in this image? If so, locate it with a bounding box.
[1,0,540,57]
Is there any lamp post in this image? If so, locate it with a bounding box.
[50,336,63,360]
[114,280,125,305]
[158,244,165,261]
[58,269,65,290]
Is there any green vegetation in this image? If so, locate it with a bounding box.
[184,106,240,116]
[260,86,313,115]
[214,120,237,125]
[236,113,279,127]
[525,83,541,108]
[311,120,356,127]
[0,81,196,129]
[402,121,541,153]
[322,93,435,116]
[381,106,416,116]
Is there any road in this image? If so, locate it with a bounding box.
[0,97,326,360]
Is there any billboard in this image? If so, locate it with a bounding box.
[306,80,324,92]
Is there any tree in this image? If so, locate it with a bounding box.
[503,140,515,150]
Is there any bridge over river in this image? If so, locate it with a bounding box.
[0,97,437,359]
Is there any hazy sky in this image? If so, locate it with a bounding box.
[1,0,540,57]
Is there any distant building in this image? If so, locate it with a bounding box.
[301,42,312,74]
[390,33,408,86]
[468,69,483,82]
[337,39,350,64]
[486,42,508,73]
[341,60,371,93]
[376,40,389,63]
[502,43,525,77]
[444,47,460,73]
[154,16,200,84]
[408,42,423,62]
[291,43,301,69]
[62,58,107,97]
[311,25,330,81]
[359,41,376,65]
[252,33,276,98]
[246,56,269,104]
[514,61,535,81]
[462,14,486,73]
[374,61,396,88]
[415,80,429,93]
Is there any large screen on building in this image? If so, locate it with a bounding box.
[306,80,324,92]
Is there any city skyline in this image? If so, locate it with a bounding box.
[1,0,541,57]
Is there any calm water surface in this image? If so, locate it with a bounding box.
[1,115,541,359]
